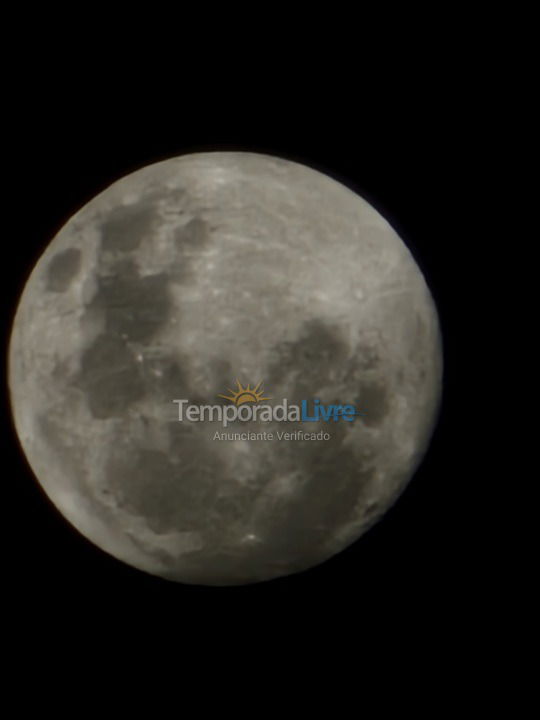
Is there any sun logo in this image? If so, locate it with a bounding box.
[217,380,271,406]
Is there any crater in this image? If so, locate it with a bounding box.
[267,318,350,399]
[171,217,211,283]
[356,380,390,427]
[356,343,381,370]
[77,333,144,419]
[101,202,158,252]
[251,436,375,566]
[105,445,220,534]
[88,268,171,343]
[141,352,189,400]
[46,248,81,292]
[174,217,210,250]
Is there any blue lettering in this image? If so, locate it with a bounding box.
[341,405,356,421]
[301,399,318,422]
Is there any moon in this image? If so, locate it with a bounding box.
[8,152,442,585]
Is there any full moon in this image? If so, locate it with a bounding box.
[8,152,442,585]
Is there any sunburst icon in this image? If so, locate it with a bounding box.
[217,380,271,406]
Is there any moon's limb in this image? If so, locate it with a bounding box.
[8,152,442,585]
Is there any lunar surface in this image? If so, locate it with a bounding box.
[8,152,442,585]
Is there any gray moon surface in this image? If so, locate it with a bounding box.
[8,152,442,585]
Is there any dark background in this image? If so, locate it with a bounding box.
[2,91,470,643]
